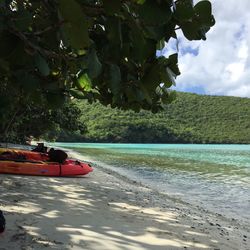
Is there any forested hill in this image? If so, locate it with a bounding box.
[59,92,250,144]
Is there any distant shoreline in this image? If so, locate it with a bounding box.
[53,141,250,145]
[57,93,250,144]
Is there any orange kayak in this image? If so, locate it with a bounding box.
[0,148,49,161]
[0,159,93,176]
[0,148,93,176]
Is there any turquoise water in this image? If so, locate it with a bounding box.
[50,143,250,224]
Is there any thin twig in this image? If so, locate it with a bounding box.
[34,20,66,36]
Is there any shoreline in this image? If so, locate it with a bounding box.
[0,150,249,249]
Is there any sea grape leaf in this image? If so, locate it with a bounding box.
[137,0,172,25]
[161,89,176,104]
[164,22,177,42]
[194,0,214,26]
[69,89,86,99]
[180,21,201,40]
[59,0,90,49]
[168,53,180,76]
[175,0,194,21]
[180,1,215,41]
[136,0,146,4]
[76,72,92,91]
[157,39,165,50]
[160,68,172,88]
[161,67,176,87]
[34,54,50,76]
[87,48,102,79]
[130,27,155,62]
[145,25,166,41]
[142,63,161,92]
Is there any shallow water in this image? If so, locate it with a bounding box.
[50,143,250,225]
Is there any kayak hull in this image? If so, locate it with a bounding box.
[0,159,93,176]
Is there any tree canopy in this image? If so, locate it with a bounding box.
[0,0,215,113]
[0,93,85,143]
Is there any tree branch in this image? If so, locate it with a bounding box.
[33,20,66,36]
[9,26,72,60]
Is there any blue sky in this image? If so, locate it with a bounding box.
[162,0,250,97]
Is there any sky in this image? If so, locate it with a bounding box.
[162,0,250,97]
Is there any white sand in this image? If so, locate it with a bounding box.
[0,154,249,249]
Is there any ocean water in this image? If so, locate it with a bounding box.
[50,143,250,225]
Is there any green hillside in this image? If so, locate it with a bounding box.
[59,92,250,144]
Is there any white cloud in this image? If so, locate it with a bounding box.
[163,0,250,97]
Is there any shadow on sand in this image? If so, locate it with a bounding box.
[0,172,230,250]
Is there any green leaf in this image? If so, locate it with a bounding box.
[145,25,166,41]
[87,48,102,79]
[161,89,176,104]
[180,21,201,40]
[180,1,215,41]
[59,0,90,49]
[168,53,180,76]
[161,89,170,104]
[135,0,146,4]
[34,54,50,76]
[164,22,176,42]
[160,67,176,88]
[76,72,92,91]
[130,26,155,62]
[69,89,86,99]
[175,0,194,21]
[109,64,121,95]
[138,0,172,25]
[194,0,215,26]
[167,90,177,102]
[156,39,165,50]
[103,0,121,14]
[142,55,178,95]
[181,21,212,41]
[142,63,161,92]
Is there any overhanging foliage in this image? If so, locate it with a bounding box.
[0,0,215,112]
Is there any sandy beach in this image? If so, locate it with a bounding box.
[0,154,249,250]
